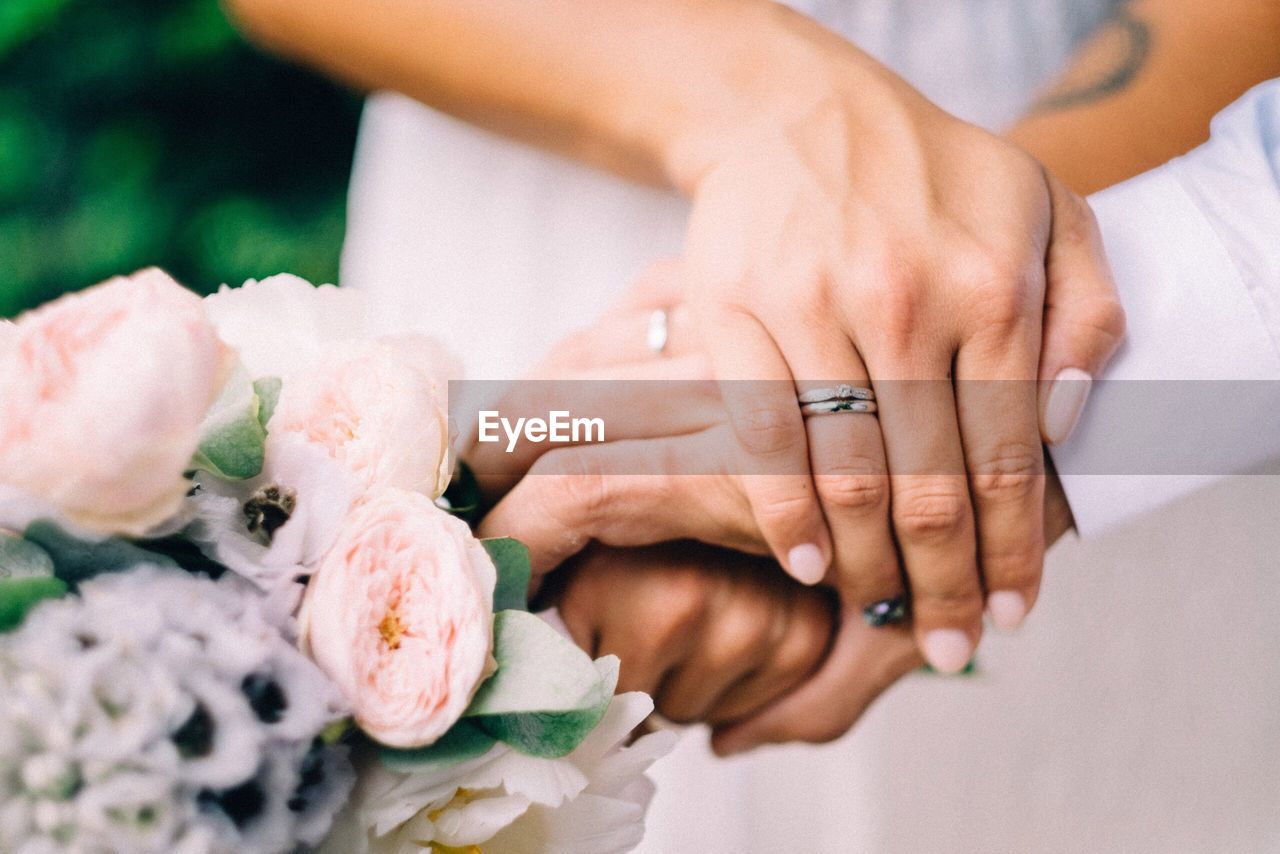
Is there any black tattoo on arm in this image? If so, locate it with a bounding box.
[1029,7,1152,114]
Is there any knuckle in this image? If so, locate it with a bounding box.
[752,487,817,529]
[892,482,970,539]
[969,442,1043,501]
[734,405,803,457]
[1072,294,1128,347]
[966,258,1036,331]
[814,466,889,514]
[918,578,984,618]
[863,277,923,339]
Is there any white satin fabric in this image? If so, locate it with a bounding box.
[342,2,1280,851]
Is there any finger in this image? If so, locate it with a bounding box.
[699,304,831,585]
[955,265,1046,633]
[778,326,902,623]
[711,610,921,755]
[476,428,765,574]
[654,575,781,724]
[467,358,721,499]
[871,363,983,674]
[1039,169,1127,445]
[534,304,696,375]
[593,569,711,696]
[706,585,836,726]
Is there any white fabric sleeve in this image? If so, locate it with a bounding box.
[1049,80,1280,537]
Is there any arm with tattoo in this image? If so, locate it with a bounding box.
[1009,0,1280,193]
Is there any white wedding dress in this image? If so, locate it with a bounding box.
[342,3,1280,851]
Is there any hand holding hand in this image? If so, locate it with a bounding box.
[551,542,838,731]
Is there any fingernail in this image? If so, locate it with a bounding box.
[862,595,908,627]
[1044,368,1092,444]
[787,544,827,585]
[986,591,1027,632]
[922,629,973,675]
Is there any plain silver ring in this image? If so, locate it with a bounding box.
[646,308,670,355]
[797,384,876,405]
[800,399,878,416]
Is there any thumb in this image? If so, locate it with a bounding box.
[1039,170,1127,445]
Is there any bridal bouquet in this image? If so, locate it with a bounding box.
[0,270,673,854]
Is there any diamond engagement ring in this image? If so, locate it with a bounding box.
[645,308,669,355]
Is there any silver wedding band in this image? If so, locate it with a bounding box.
[798,384,878,417]
[646,308,669,355]
[797,384,875,404]
[801,399,878,416]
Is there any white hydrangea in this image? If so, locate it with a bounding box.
[0,566,353,854]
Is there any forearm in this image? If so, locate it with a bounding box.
[1007,0,1280,194]
[222,0,909,189]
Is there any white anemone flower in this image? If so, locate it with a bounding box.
[324,692,675,854]
[187,435,357,593]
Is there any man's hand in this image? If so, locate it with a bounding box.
[553,542,838,728]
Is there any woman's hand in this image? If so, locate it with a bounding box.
[672,32,1123,670]
[552,542,837,729]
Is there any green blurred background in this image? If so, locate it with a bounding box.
[0,0,360,317]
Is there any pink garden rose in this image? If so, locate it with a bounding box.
[268,336,452,499]
[0,269,229,534]
[300,488,496,748]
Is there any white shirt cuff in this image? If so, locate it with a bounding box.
[1049,166,1280,537]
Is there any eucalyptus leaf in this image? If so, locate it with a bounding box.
[482,538,531,612]
[23,520,177,588]
[465,610,603,719]
[192,363,266,480]
[476,656,619,759]
[0,576,66,632]
[0,533,54,579]
[378,718,496,773]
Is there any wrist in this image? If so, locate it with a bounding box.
[653,2,917,193]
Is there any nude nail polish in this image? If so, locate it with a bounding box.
[1044,368,1092,444]
[922,629,973,675]
[986,591,1028,632]
[787,543,827,585]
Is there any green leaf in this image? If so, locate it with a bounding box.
[23,521,177,588]
[253,376,282,430]
[476,656,618,759]
[378,718,496,773]
[0,533,55,579]
[465,610,602,718]
[0,576,66,632]
[191,363,266,480]
[482,538,531,612]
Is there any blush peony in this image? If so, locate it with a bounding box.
[268,336,453,499]
[0,269,229,535]
[299,489,496,748]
